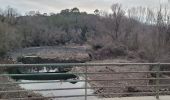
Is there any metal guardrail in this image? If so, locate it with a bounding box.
[0,63,170,100]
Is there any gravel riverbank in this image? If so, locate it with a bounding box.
[71,59,155,98]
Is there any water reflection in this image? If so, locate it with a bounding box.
[7,66,97,100]
[19,77,96,100]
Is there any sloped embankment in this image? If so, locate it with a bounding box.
[9,46,91,63]
[0,59,46,100]
[71,59,155,97]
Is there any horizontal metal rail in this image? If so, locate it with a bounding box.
[2,91,170,100]
[1,71,170,77]
[0,80,83,85]
[1,78,170,85]
[0,63,170,68]
[0,88,87,93]
[2,84,170,93]
[1,63,170,100]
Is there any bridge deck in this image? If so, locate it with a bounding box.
[93,96,170,100]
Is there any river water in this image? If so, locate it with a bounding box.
[8,46,97,99]
[12,67,97,100]
[19,77,97,100]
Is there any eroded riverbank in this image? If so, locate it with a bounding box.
[0,59,46,100]
[3,46,170,99]
[0,76,46,100]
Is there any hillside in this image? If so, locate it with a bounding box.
[0,4,170,62]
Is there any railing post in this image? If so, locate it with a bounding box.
[85,65,87,100]
[156,63,160,100]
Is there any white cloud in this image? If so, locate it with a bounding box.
[0,0,169,14]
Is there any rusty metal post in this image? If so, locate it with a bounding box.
[156,63,160,100]
[85,65,88,100]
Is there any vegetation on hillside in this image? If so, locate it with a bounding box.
[0,4,170,62]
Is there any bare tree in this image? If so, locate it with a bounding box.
[94,9,100,16]
[146,8,156,24]
[4,6,18,24]
[111,3,125,39]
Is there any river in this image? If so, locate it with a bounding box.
[19,77,96,100]
[9,67,97,100]
[8,46,97,100]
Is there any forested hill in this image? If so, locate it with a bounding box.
[1,4,170,62]
[0,7,104,47]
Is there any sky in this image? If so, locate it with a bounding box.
[0,0,169,14]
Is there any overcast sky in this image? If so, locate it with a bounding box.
[0,0,169,14]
